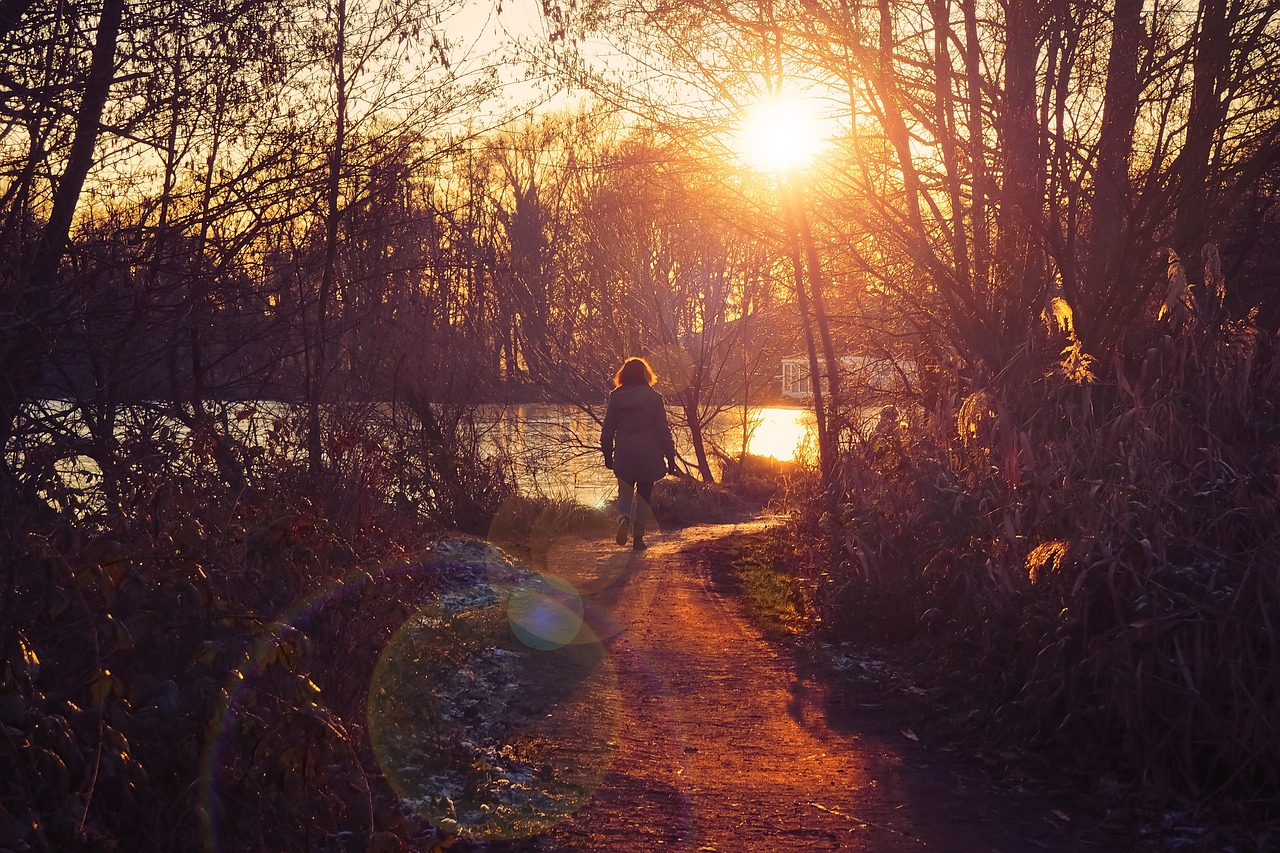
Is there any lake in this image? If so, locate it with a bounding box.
[487,404,818,507]
[22,400,819,514]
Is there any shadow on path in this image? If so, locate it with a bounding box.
[472,520,1121,853]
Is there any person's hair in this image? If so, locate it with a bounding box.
[614,357,657,387]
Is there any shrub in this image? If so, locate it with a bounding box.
[0,398,524,850]
[718,452,799,506]
[649,476,757,526]
[789,283,1280,817]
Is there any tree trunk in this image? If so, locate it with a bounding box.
[309,0,349,477]
[1088,0,1143,344]
[960,0,990,297]
[682,399,715,484]
[997,0,1045,354]
[876,0,923,231]
[1173,0,1231,272]
[874,0,995,369]
[0,0,124,521]
[931,0,971,292]
[788,179,842,432]
[781,178,838,529]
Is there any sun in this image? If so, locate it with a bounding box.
[737,95,828,173]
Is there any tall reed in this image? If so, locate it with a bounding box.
[801,272,1280,815]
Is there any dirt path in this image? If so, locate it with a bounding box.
[478,520,1114,853]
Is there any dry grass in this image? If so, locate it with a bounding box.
[789,301,1280,822]
[0,400,524,850]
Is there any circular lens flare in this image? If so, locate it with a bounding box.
[367,549,619,842]
[508,574,584,650]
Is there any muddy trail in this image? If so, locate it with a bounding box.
[460,519,1116,853]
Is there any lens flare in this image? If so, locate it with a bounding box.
[368,596,619,841]
[508,574,584,650]
[201,539,621,849]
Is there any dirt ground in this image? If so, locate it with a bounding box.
[463,519,1119,853]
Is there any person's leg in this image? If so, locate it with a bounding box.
[632,479,655,546]
[616,478,635,545]
[616,477,635,519]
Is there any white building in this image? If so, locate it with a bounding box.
[780,355,918,400]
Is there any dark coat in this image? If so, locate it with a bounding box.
[600,384,675,483]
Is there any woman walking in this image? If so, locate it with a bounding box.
[600,357,677,550]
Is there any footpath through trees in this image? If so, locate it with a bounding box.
[470,520,1117,852]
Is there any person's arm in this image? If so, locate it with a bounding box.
[600,397,617,469]
[654,394,677,474]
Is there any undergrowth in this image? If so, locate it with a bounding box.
[649,453,793,527]
[780,277,1280,840]
[0,402,533,851]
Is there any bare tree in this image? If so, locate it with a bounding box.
[563,0,1280,374]
[0,0,123,527]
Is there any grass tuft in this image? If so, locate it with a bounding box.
[782,296,1280,828]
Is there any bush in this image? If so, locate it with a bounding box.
[0,399,526,851]
[649,476,757,526]
[788,296,1280,818]
[487,494,614,565]
[718,452,799,506]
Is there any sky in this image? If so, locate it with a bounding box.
[440,0,585,118]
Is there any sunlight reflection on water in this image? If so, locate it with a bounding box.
[490,404,818,507]
[738,407,813,462]
[24,399,823,515]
